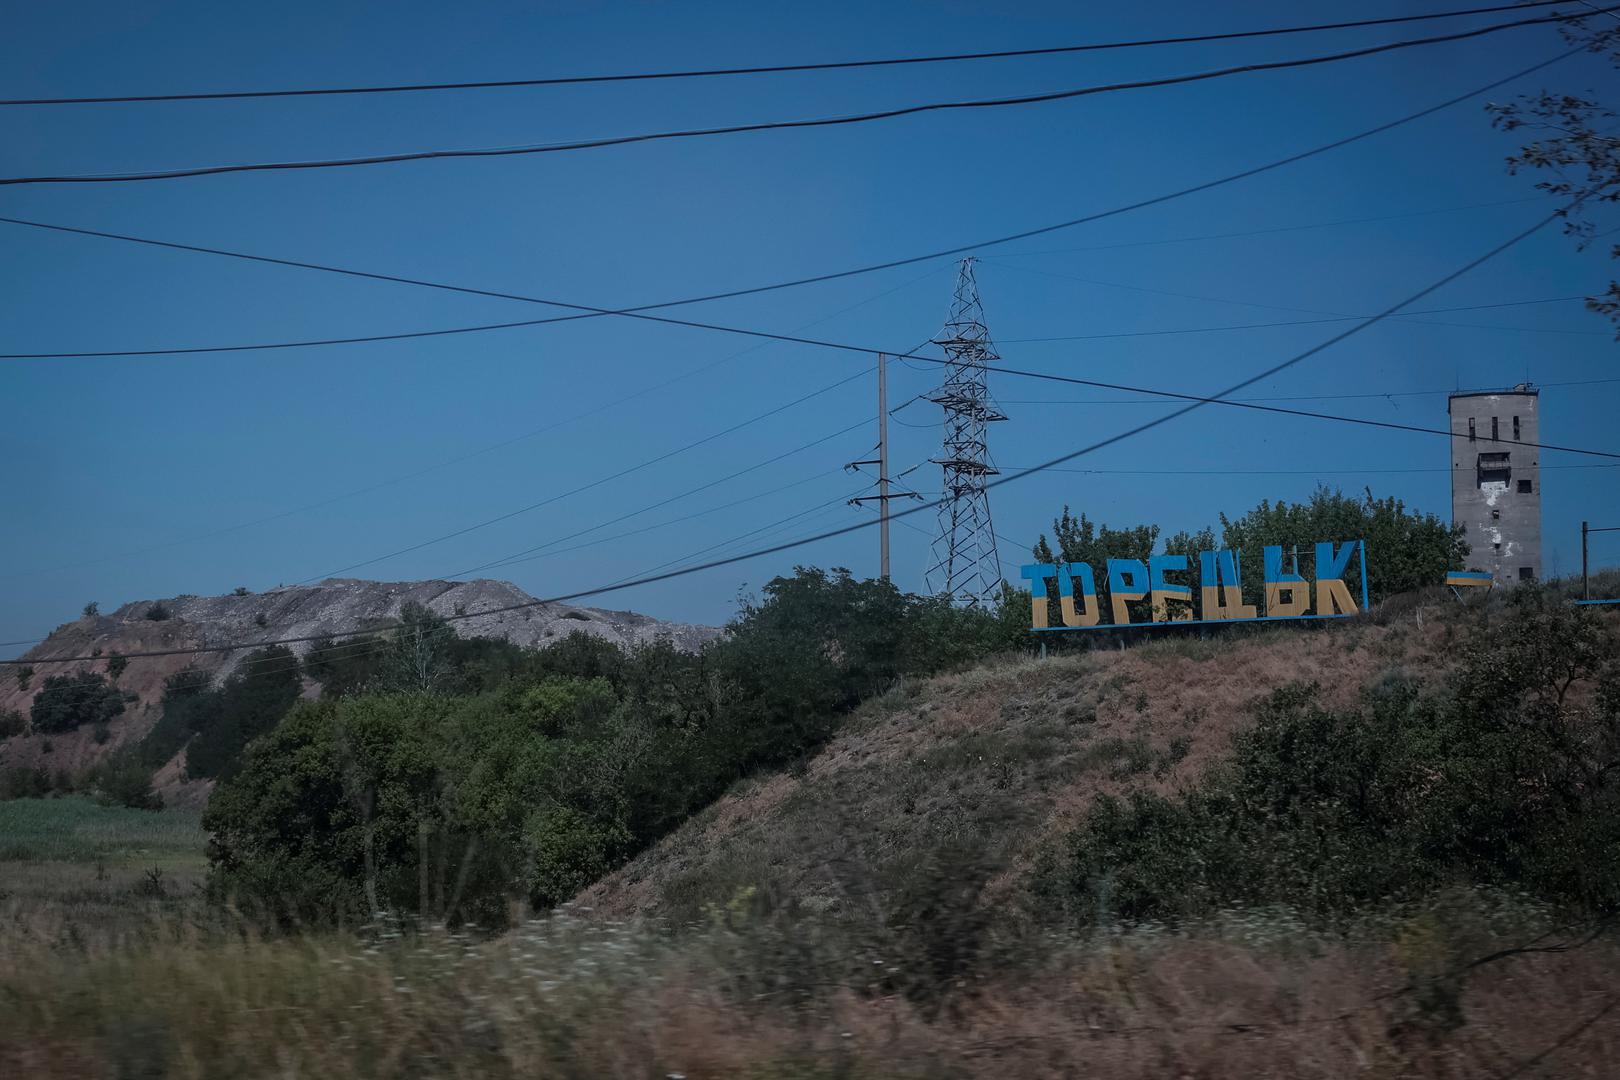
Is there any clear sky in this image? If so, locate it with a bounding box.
[3,0,1617,656]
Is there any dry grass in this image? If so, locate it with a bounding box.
[580,601,1464,922]
[3,905,1616,1079]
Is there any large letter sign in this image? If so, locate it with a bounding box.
[1022,540,1368,631]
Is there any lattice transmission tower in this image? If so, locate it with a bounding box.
[925,257,1006,607]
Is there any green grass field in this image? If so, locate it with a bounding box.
[0,796,207,920]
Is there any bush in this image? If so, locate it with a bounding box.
[29,671,125,734]
[15,665,33,692]
[1044,589,1620,925]
[145,602,172,621]
[0,708,25,739]
[207,569,1029,927]
[233,586,252,597]
[105,652,128,683]
[94,757,163,810]
[135,668,215,770]
[0,765,50,800]
[183,647,303,780]
[82,601,99,618]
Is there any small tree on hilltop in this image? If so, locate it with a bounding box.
[82,601,99,618]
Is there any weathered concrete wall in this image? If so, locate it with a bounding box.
[1449,390,1542,583]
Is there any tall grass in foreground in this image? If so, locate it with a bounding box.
[2,900,1615,1079]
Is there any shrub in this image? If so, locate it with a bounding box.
[1044,589,1620,924]
[0,765,50,800]
[134,668,215,770]
[183,646,303,780]
[0,708,25,739]
[82,601,99,618]
[29,671,125,733]
[207,569,1028,927]
[95,757,163,811]
[105,652,128,683]
[15,665,33,692]
[145,602,172,621]
[233,586,251,597]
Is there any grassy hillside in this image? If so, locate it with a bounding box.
[0,797,206,942]
[578,600,1458,921]
[5,589,1620,1077]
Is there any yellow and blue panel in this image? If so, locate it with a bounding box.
[1023,540,1369,632]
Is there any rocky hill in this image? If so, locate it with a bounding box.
[0,578,717,788]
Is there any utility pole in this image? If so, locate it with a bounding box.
[1581,523,1620,600]
[848,353,915,581]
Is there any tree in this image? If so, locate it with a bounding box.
[1219,487,1465,602]
[15,665,32,692]
[145,602,172,621]
[302,633,388,697]
[82,601,99,618]
[0,709,25,739]
[95,756,163,810]
[135,668,218,770]
[233,587,252,597]
[1489,19,1620,335]
[382,602,454,693]
[185,646,303,780]
[29,671,125,734]
[1033,508,1161,622]
[105,652,128,683]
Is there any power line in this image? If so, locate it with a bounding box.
[1005,462,1620,476]
[991,374,1620,406]
[290,368,870,584]
[977,362,1620,460]
[445,336,934,581]
[1,202,1573,665]
[0,12,1591,186]
[2,292,1585,367]
[0,45,1582,350]
[441,417,876,578]
[448,467,856,575]
[980,259,1606,335]
[988,195,1552,256]
[0,265,946,583]
[995,302,1603,343]
[0,3,1577,107]
[9,236,1617,640]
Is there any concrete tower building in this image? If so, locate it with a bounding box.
[1448,386,1542,583]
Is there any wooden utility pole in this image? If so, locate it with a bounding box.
[1584,520,1590,601]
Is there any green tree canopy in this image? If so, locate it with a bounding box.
[29,671,124,734]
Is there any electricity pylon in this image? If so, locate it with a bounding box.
[925,258,1005,607]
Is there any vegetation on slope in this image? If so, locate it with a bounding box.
[203,570,1024,926]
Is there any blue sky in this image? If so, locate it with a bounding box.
[3,0,1617,655]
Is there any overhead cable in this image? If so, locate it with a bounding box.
[0,13,1594,186]
[0,3,1576,107]
[0,45,1583,341]
[1,202,1581,664]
